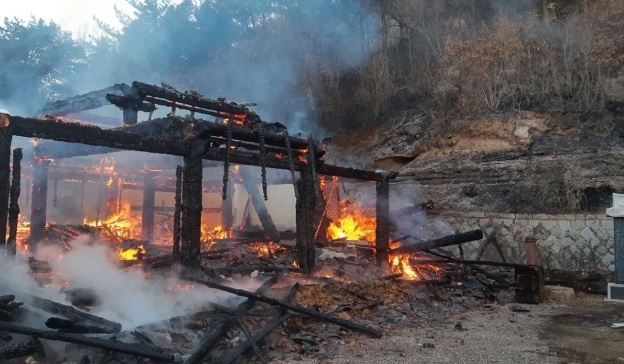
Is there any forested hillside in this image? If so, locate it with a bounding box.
[1,0,623,212]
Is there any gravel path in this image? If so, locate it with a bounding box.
[276,303,564,364]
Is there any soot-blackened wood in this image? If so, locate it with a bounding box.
[213,283,300,364]
[207,136,324,159]
[317,165,399,182]
[295,167,316,272]
[0,336,45,360]
[194,121,317,151]
[35,143,120,159]
[142,171,156,242]
[181,156,203,267]
[182,276,383,338]
[375,176,391,264]
[0,295,15,307]
[221,179,234,230]
[9,116,189,156]
[238,166,280,243]
[7,148,22,257]
[45,317,114,334]
[123,108,138,126]
[34,84,130,117]
[173,165,182,260]
[0,321,174,362]
[131,81,251,118]
[29,158,50,250]
[390,230,484,255]
[184,276,278,364]
[203,144,307,172]
[24,294,121,333]
[106,94,157,113]
[295,179,307,271]
[304,165,317,271]
[0,125,11,248]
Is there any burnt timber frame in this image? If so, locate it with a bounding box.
[0,82,397,268]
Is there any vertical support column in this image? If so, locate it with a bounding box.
[295,167,316,272]
[607,193,624,284]
[239,166,280,243]
[173,166,182,260]
[123,109,138,126]
[29,158,50,251]
[141,171,156,242]
[6,148,22,257]
[221,179,234,231]
[375,175,390,265]
[0,118,12,248]
[615,218,624,284]
[181,156,203,268]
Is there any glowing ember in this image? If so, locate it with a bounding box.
[250,242,287,257]
[201,225,229,242]
[119,245,145,260]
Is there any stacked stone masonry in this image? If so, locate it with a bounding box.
[430,212,615,272]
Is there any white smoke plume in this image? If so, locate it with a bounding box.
[0,235,260,330]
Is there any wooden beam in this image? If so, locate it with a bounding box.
[238,166,280,243]
[0,125,12,247]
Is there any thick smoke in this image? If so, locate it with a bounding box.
[0,235,258,330]
[81,0,379,136]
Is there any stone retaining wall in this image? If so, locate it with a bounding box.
[430,212,614,271]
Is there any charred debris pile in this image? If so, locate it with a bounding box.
[0,82,547,363]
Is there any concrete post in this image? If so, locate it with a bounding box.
[607,193,624,284]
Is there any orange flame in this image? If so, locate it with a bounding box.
[390,254,419,280]
[119,245,145,260]
[201,225,229,242]
[326,200,376,243]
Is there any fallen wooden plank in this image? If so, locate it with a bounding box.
[0,321,174,362]
[45,317,115,334]
[184,276,278,364]
[22,294,122,333]
[0,336,45,360]
[389,230,483,255]
[181,275,383,339]
[213,283,300,364]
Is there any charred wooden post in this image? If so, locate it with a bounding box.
[7,148,22,256]
[221,179,234,230]
[141,170,156,242]
[296,165,316,272]
[0,118,12,249]
[0,336,45,361]
[122,108,138,126]
[375,174,391,264]
[238,166,280,243]
[0,321,173,362]
[181,155,203,267]
[173,166,182,260]
[29,158,50,250]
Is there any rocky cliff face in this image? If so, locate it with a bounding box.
[330,110,624,214]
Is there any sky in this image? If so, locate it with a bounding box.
[3,0,135,36]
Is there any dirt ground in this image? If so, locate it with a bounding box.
[276,294,624,364]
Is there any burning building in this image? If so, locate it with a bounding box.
[0,82,498,363]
